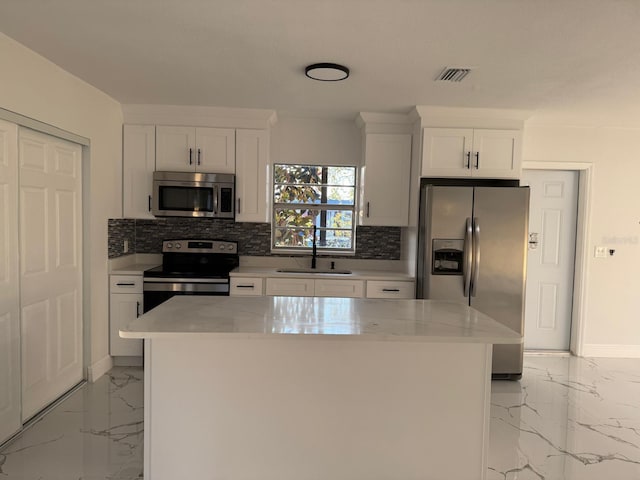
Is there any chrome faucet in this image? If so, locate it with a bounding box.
[311,225,317,269]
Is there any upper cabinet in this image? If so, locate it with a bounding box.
[359,133,412,226]
[421,127,522,179]
[123,125,155,219]
[156,126,235,173]
[235,129,270,223]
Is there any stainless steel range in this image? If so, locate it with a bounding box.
[143,239,239,313]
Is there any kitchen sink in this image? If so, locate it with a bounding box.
[276,268,352,275]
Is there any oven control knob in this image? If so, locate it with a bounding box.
[219,245,225,250]
[175,243,181,249]
[227,245,234,251]
[166,243,173,249]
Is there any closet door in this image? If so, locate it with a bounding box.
[0,119,21,443]
[19,128,83,421]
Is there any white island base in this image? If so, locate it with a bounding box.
[124,296,522,480]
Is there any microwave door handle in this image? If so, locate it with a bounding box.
[213,185,219,214]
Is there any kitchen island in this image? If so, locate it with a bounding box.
[121,296,521,480]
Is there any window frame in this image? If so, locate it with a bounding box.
[271,163,358,255]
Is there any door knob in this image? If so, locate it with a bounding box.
[529,232,539,250]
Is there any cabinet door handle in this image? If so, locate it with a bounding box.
[136,301,141,318]
[475,152,480,169]
[237,198,241,214]
[116,282,136,287]
[366,201,370,218]
[148,195,152,212]
[236,284,255,289]
[465,151,471,169]
[382,288,400,292]
[189,148,193,165]
[197,148,201,166]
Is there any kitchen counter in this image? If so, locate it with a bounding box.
[126,296,519,480]
[230,265,414,281]
[121,296,520,343]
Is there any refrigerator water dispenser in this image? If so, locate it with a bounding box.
[432,239,464,275]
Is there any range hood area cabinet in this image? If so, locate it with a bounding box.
[155,126,236,173]
[421,127,522,179]
[359,133,412,226]
[122,125,271,222]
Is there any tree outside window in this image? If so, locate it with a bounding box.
[272,164,356,253]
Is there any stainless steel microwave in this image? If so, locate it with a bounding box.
[152,171,235,219]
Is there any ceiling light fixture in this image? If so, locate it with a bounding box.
[305,63,350,81]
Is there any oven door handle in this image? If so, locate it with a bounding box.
[144,277,229,284]
[213,185,219,214]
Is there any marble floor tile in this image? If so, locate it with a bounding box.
[3,357,640,479]
[489,355,640,480]
[0,367,143,480]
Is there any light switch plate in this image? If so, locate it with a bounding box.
[595,246,607,258]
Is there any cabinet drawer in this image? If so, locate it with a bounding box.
[366,281,415,299]
[110,275,143,293]
[314,279,364,298]
[265,278,315,296]
[230,277,264,296]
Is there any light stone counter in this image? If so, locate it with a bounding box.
[230,265,414,281]
[127,296,519,480]
[121,295,520,344]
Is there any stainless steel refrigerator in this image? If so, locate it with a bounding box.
[417,183,529,380]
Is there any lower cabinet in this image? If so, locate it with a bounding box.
[366,280,415,299]
[265,278,316,297]
[314,279,364,298]
[109,275,143,356]
[230,277,264,296]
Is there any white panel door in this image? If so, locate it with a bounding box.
[522,170,578,350]
[421,128,473,177]
[360,134,412,226]
[123,125,155,219]
[195,127,235,173]
[19,128,83,421]
[236,129,270,222]
[0,119,21,443]
[155,126,196,172]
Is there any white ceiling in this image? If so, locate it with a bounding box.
[3,0,640,123]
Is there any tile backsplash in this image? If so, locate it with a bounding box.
[108,218,401,260]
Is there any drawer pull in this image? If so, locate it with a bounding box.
[116,282,136,287]
[136,301,141,317]
[382,288,400,292]
[236,284,255,288]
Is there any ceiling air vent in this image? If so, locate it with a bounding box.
[435,67,473,82]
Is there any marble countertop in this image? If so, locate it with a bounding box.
[121,296,521,344]
[230,266,415,281]
[110,262,160,275]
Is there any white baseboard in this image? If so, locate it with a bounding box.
[87,355,113,382]
[581,344,640,358]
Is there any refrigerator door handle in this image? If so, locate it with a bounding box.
[463,217,473,297]
[471,217,480,297]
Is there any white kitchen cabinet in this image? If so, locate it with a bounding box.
[123,125,155,219]
[265,277,365,298]
[359,133,412,226]
[265,277,315,296]
[366,280,415,299]
[156,126,235,173]
[109,275,143,356]
[315,279,364,298]
[421,128,521,179]
[230,277,264,296]
[235,129,270,223]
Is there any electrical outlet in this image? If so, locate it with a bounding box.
[123,239,129,253]
[594,246,606,258]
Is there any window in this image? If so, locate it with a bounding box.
[272,164,357,253]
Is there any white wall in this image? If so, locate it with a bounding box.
[271,116,361,166]
[523,122,640,355]
[0,33,123,375]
